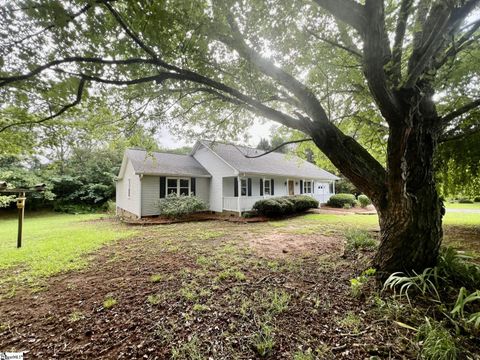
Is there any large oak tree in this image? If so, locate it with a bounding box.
[1,0,479,277]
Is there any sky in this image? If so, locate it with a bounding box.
[157,118,275,149]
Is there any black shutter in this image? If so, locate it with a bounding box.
[247,178,252,196]
[271,179,274,195]
[300,180,303,194]
[234,178,238,197]
[191,177,196,196]
[159,177,166,198]
[312,181,315,194]
[260,179,263,196]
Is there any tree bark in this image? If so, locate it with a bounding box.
[373,91,445,278]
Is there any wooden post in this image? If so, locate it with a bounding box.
[17,192,26,248]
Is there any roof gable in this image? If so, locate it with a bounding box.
[198,140,339,180]
[120,149,211,178]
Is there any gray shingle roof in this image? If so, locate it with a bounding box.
[125,149,210,177]
[201,141,339,180]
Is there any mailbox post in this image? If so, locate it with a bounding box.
[0,183,46,248]
[17,192,26,248]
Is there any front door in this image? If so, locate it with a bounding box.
[288,180,294,195]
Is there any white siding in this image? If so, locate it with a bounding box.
[195,177,210,205]
[220,176,335,211]
[116,159,141,217]
[193,146,236,212]
[141,176,160,216]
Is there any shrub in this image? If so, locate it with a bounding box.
[290,195,319,212]
[327,193,357,208]
[474,196,480,202]
[253,195,318,217]
[157,194,207,218]
[458,197,474,203]
[357,194,372,208]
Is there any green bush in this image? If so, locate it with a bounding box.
[458,198,474,204]
[327,193,357,208]
[357,194,372,208]
[474,196,480,202]
[157,194,207,218]
[253,195,318,217]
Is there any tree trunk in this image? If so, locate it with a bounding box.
[373,185,444,277]
[373,93,444,278]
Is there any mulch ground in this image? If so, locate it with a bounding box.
[0,219,409,359]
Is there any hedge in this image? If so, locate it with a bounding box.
[253,195,318,217]
[326,193,357,208]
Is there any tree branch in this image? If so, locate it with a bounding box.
[435,19,480,69]
[305,29,362,58]
[219,10,328,124]
[102,1,159,59]
[312,0,366,34]
[362,0,400,123]
[0,78,86,133]
[390,0,413,86]
[0,57,160,87]
[441,98,480,124]
[236,138,314,158]
[440,122,480,143]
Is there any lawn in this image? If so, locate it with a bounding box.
[445,202,480,209]
[0,211,478,359]
[0,212,133,295]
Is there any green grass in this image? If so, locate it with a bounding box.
[0,212,133,291]
[445,202,480,209]
[443,212,480,226]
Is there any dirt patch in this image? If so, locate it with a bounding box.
[315,205,377,215]
[249,233,344,259]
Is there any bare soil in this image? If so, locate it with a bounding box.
[0,219,443,359]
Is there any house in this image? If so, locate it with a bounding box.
[116,140,339,218]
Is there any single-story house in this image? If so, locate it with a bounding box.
[116,140,339,218]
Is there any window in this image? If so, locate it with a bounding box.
[264,179,271,195]
[304,180,312,194]
[179,179,189,196]
[127,178,131,198]
[241,179,247,196]
[166,178,190,196]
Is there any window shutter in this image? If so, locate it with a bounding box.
[234,178,238,197]
[191,177,196,196]
[247,178,252,196]
[300,180,303,194]
[271,179,274,195]
[260,179,263,196]
[159,177,166,198]
[312,181,315,194]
